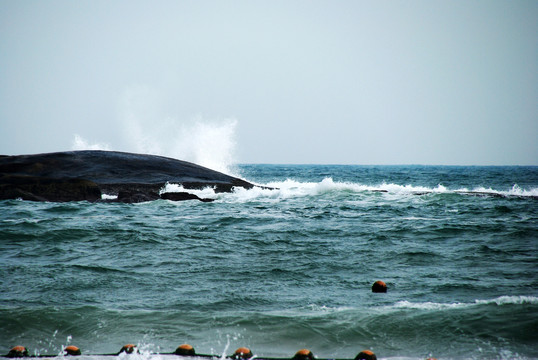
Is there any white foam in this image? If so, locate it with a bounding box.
[160,183,219,200]
[475,295,538,306]
[305,304,356,313]
[389,295,538,311]
[214,178,372,203]
[101,194,118,200]
[261,304,356,318]
[159,177,538,203]
[377,183,449,194]
[391,300,470,311]
[468,184,538,197]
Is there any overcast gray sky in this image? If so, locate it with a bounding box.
[1,0,537,167]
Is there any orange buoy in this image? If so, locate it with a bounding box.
[175,344,196,356]
[292,349,315,360]
[232,347,253,359]
[65,346,81,356]
[118,344,137,354]
[6,346,29,358]
[371,280,387,293]
[355,350,377,360]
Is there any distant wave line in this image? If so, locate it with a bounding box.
[241,296,538,318]
[159,178,538,202]
[390,295,538,311]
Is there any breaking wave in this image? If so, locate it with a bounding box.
[389,296,538,311]
[160,178,538,202]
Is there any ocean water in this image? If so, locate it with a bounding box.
[1,165,537,360]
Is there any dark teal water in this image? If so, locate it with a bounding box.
[1,165,537,360]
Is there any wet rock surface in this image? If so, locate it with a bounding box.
[0,150,254,203]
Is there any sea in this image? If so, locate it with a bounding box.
[1,165,537,360]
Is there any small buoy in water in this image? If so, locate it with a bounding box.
[175,344,196,356]
[232,347,253,359]
[355,350,377,360]
[6,346,29,358]
[118,344,137,354]
[292,349,315,360]
[65,346,81,356]
[371,280,387,293]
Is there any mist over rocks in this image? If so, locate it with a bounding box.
[0,150,255,203]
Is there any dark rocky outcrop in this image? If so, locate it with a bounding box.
[160,192,215,202]
[0,150,256,203]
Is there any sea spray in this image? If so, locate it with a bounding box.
[166,117,238,176]
[117,85,240,176]
[72,134,111,151]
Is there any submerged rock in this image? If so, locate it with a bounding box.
[0,150,255,203]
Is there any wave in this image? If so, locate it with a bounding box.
[456,184,538,198]
[278,296,538,315]
[240,296,538,319]
[160,178,538,202]
[389,295,538,311]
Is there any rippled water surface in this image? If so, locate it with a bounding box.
[1,165,537,360]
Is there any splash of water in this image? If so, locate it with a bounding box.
[72,134,111,151]
[166,116,238,176]
[118,85,239,175]
[72,85,241,176]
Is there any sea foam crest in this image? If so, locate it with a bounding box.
[468,184,538,197]
[475,295,538,306]
[160,183,219,199]
[162,178,375,202]
[391,295,538,311]
[161,178,538,203]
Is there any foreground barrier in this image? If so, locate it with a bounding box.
[3,345,441,360]
[4,282,408,360]
[5,346,383,360]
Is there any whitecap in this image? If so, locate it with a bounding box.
[387,295,538,311]
[160,183,219,200]
[475,295,538,306]
[101,194,118,200]
[159,178,538,203]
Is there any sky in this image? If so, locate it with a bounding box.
[1,0,537,168]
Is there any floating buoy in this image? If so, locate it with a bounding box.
[232,347,253,359]
[371,280,387,293]
[65,346,81,356]
[355,350,377,360]
[292,349,315,360]
[175,344,195,356]
[118,344,137,354]
[6,346,29,358]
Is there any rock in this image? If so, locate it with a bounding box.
[117,190,160,203]
[0,150,256,203]
[160,192,214,202]
[0,175,101,202]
